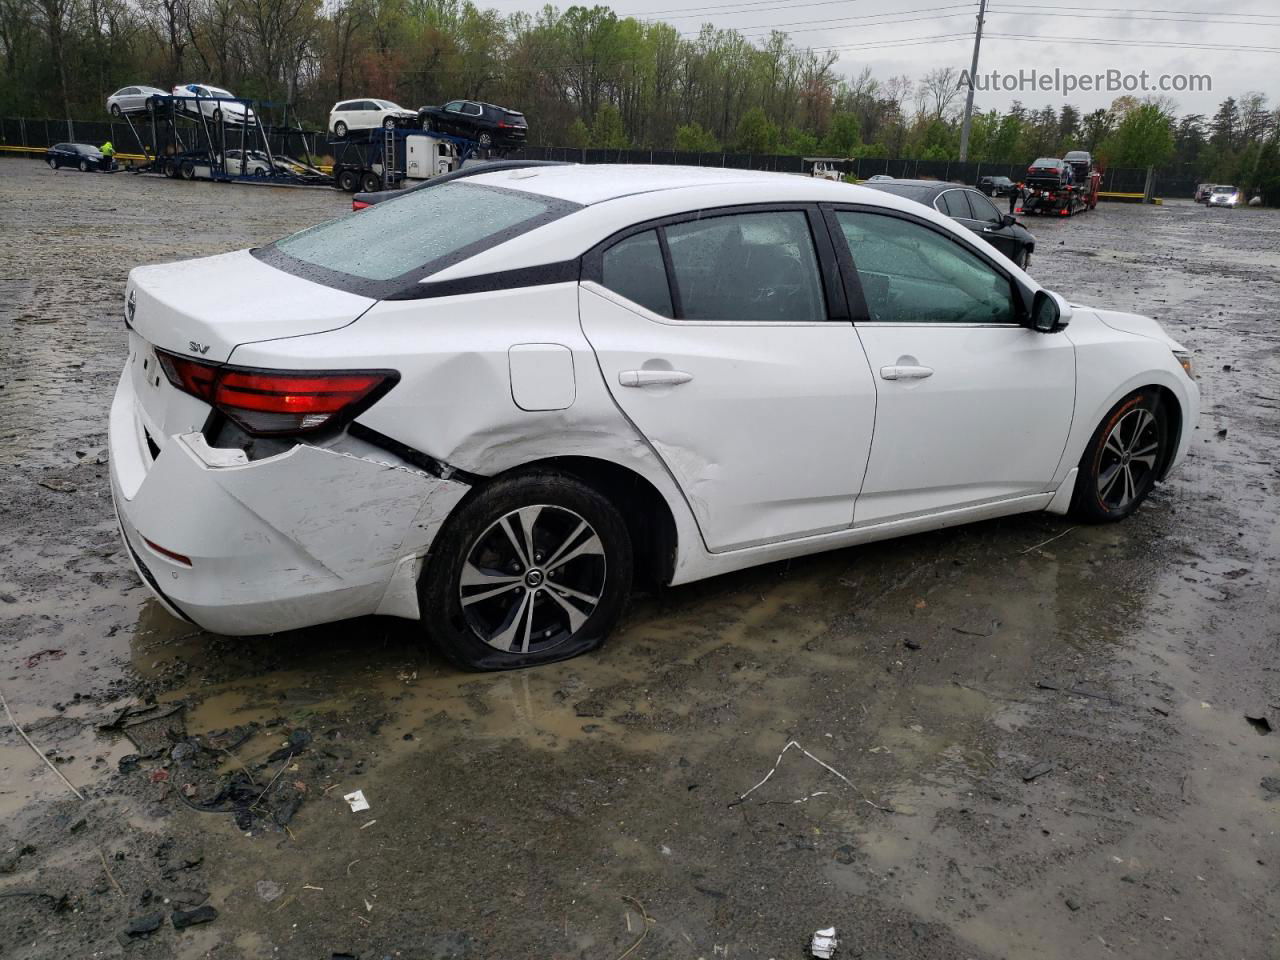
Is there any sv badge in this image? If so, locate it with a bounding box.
[188,341,211,355]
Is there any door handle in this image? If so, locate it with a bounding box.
[619,369,693,388]
[880,364,934,381]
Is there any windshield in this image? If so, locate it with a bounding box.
[207,87,233,98]
[260,180,580,296]
[375,100,399,109]
[1213,186,1236,193]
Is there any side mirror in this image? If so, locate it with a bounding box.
[1001,213,1017,227]
[1030,290,1072,333]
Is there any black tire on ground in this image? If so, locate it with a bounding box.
[1070,389,1169,524]
[48,157,58,169]
[78,159,89,172]
[336,169,358,192]
[419,472,634,671]
[110,103,121,117]
[360,172,380,193]
[334,121,347,138]
[179,159,196,180]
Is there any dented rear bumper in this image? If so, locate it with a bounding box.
[108,368,469,636]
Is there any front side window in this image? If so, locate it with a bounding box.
[665,211,825,323]
[967,191,1002,223]
[836,211,1017,325]
[263,181,577,294]
[601,230,672,318]
[445,101,463,112]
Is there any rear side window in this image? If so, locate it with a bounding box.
[264,181,577,294]
[602,231,672,317]
[666,212,825,323]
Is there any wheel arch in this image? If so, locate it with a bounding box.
[1148,383,1184,479]
[479,455,678,588]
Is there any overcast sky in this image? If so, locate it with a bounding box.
[483,0,1280,117]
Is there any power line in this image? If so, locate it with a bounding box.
[982,31,1280,53]
[625,0,872,20]
[685,7,977,38]
[990,2,1280,18]
[993,6,1280,27]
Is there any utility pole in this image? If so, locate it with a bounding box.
[957,0,988,163]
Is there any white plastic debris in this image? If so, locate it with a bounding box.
[810,927,838,958]
[344,789,370,813]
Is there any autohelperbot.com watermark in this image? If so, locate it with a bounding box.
[960,68,1211,97]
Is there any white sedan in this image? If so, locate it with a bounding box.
[106,85,168,117]
[110,165,1198,670]
[170,84,255,125]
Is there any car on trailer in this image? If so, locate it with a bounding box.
[46,142,111,172]
[417,100,528,148]
[1020,152,1099,216]
[110,164,1196,671]
[169,84,256,125]
[328,99,417,137]
[221,149,272,176]
[1194,182,1214,203]
[107,85,167,117]
[862,178,1036,269]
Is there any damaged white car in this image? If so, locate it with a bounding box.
[110,164,1199,670]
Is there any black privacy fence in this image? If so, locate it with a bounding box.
[3,116,1198,197]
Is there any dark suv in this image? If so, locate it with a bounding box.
[416,100,528,148]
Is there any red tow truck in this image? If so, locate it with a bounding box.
[1018,150,1100,216]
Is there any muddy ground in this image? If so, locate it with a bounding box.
[0,158,1277,960]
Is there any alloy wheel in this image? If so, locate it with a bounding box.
[458,504,606,655]
[1097,407,1160,510]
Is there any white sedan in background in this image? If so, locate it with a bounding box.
[328,99,417,137]
[106,85,168,117]
[111,165,1198,670]
[171,84,255,125]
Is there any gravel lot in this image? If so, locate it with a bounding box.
[0,158,1277,960]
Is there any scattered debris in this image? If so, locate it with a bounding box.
[1020,526,1077,556]
[266,728,312,763]
[810,926,839,958]
[731,740,888,811]
[1022,761,1056,783]
[344,790,370,813]
[1244,710,1272,735]
[256,880,283,902]
[23,649,65,668]
[122,912,165,939]
[1065,896,1082,912]
[952,619,1000,637]
[1217,427,1228,438]
[37,479,77,493]
[903,638,922,650]
[0,688,85,800]
[1261,777,1280,798]
[171,904,218,929]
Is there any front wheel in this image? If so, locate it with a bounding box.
[420,117,434,132]
[334,120,347,138]
[420,473,633,671]
[110,103,121,118]
[1013,247,1029,270]
[1070,390,1168,523]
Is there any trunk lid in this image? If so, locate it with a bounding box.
[125,249,374,364]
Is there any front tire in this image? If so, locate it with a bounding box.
[420,472,633,671]
[383,117,397,130]
[110,103,121,117]
[334,120,347,138]
[1070,390,1168,523]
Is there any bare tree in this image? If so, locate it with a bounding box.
[917,66,961,121]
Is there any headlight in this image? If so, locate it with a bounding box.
[1172,349,1193,378]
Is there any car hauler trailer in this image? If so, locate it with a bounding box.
[328,126,483,193]
[1020,151,1100,216]
[123,94,330,186]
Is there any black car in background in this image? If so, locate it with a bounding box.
[416,100,528,148]
[978,175,1016,197]
[863,179,1036,269]
[45,142,110,172]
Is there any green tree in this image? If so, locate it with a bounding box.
[567,117,591,148]
[782,128,819,155]
[818,112,859,156]
[1099,103,1174,168]
[674,122,719,152]
[590,102,629,148]
[733,106,779,153]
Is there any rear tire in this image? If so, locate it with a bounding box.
[477,131,493,147]
[179,159,196,180]
[421,117,434,132]
[336,168,358,192]
[420,472,633,671]
[383,116,397,130]
[48,157,58,169]
[360,172,380,193]
[334,120,347,138]
[1070,390,1168,523]
[78,159,89,172]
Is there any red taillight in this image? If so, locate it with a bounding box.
[157,351,395,436]
[352,199,370,211]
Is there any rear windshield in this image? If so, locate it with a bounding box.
[1031,158,1062,167]
[258,180,579,297]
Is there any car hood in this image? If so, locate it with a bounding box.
[1090,307,1186,350]
[126,249,375,363]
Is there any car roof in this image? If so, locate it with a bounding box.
[422,164,990,284]
[860,178,965,199]
[461,163,848,206]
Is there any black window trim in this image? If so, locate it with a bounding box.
[583,202,849,325]
[820,202,1032,327]
[252,180,584,300]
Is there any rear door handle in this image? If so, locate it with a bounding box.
[619,369,693,387]
[880,364,934,381]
